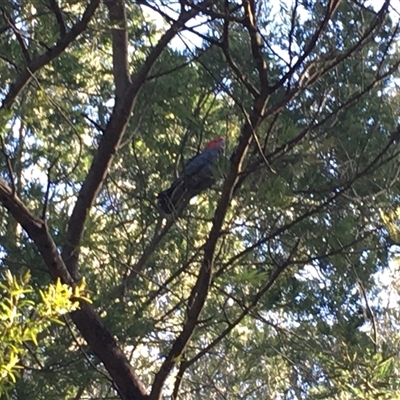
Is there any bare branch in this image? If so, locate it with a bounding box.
[147,1,286,384]
[150,60,271,398]
[242,0,268,88]
[0,178,73,283]
[118,217,176,294]
[193,2,244,23]
[186,256,290,368]
[297,1,391,89]
[1,0,100,110]
[288,0,299,66]
[171,362,186,399]
[0,178,149,400]
[61,0,212,281]
[0,130,16,195]
[105,0,131,99]
[220,1,259,97]
[1,8,31,63]
[42,157,59,220]
[47,0,66,37]
[176,117,400,371]
[152,12,400,382]
[270,0,341,92]
[81,112,105,132]
[242,56,400,188]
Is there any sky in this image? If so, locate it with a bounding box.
[146,0,400,52]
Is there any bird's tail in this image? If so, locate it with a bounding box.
[157,188,175,214]
[157,181,187,214]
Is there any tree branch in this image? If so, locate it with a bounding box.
[1,8,31,63]
[0,178,73,283]
[269,0,341,93]
[61,0,212,281]
[150,82,270,400]
[242,0,268,88]
[220,1,259,97]
[0,0,100,110]
[148,3,396,384]
[0,179,149,399]
[47,0,66,37]
[105,0,131,100]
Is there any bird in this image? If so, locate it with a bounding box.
[157,137,225,214]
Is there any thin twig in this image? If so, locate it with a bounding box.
[42,156,59,221]
[47,0,66,37]
[0,133,16,195]
[1,7,31,63]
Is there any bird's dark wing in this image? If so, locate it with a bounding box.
[157,148,221,213]
[181,149,218,178]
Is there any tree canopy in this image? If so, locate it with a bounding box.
[1,0,400,399]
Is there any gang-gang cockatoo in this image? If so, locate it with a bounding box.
[157,137,225,213]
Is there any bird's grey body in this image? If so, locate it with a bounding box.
[157,139,224,213]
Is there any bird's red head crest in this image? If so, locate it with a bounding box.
[205,137,225,150]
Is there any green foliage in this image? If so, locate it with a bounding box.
[0,270,86,397]
[1,0,400,399]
